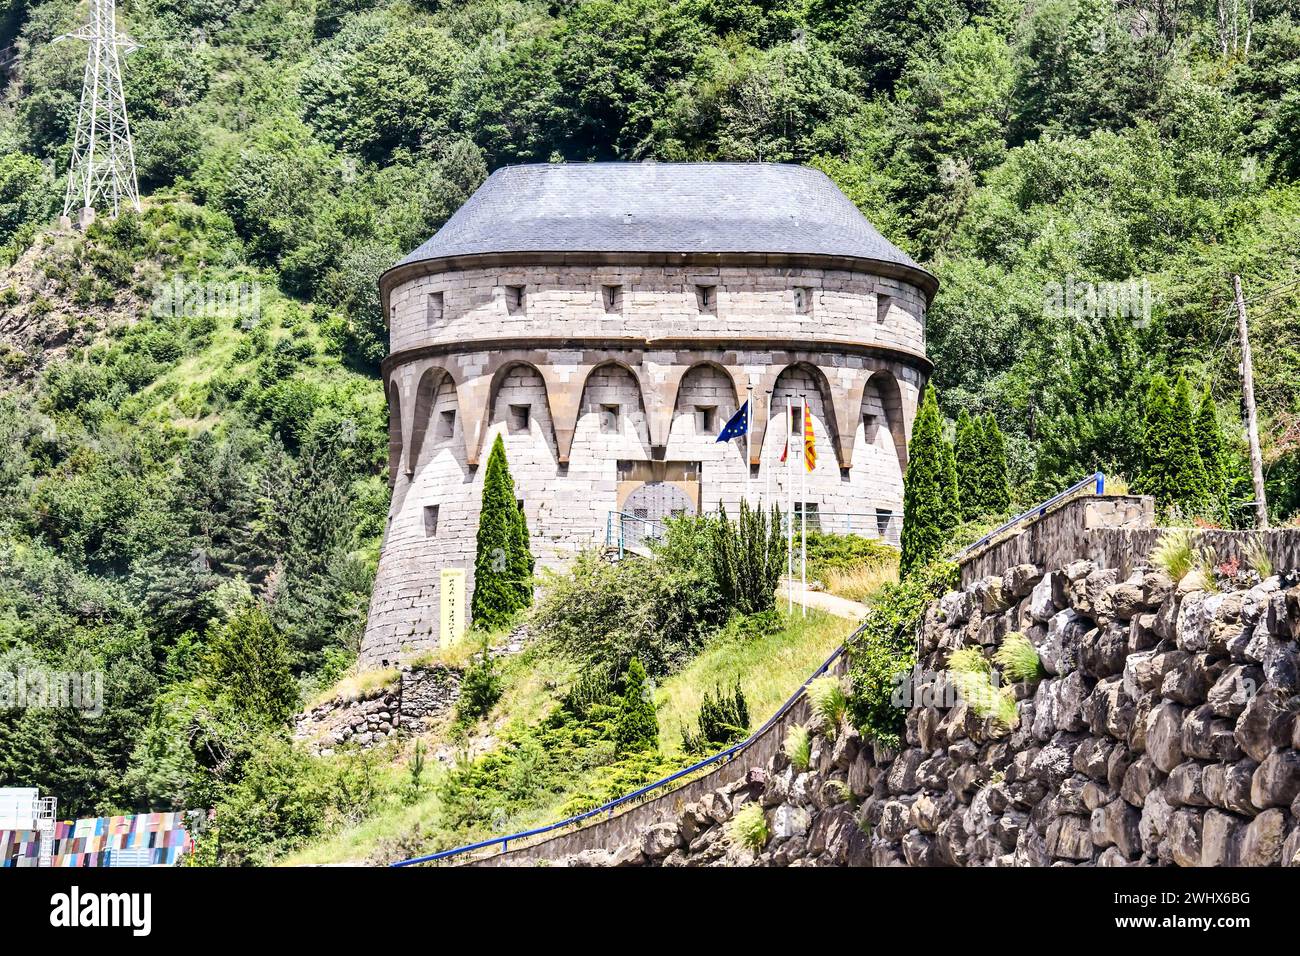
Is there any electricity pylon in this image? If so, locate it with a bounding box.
[59,0,140,227]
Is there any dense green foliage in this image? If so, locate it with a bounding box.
[901,385,955,576]
[709,500,786,615]
[846,560,958,747]
[470,435,534,629]
[456,646,504,723]
[1137,371,1225,518]
[681,680,749,754]
[614,657,659,754]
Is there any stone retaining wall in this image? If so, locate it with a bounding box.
[959,494,1300,587]
[294,664,462,755]
[497,553,1300,867]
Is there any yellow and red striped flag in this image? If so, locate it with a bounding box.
[803,399,816,472]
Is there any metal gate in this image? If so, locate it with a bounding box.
[623,481,695,548]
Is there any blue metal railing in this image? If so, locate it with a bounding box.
[390,625,864,867]
[605,511,665,558]
[957,471,1104,560]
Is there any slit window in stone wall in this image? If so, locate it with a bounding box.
[794,287,814,315]
[863,412,880,443]
[696,405,717,434]
[506,285,526,315]
[603,284,623,313]
[600,404,621,434]
[875,508,893,538]
[696,284,716,313]
[509,404,530,433]
[426,291,444,325]
[438,409,456,439]
[876,293,891,324]
[424,505,439,536]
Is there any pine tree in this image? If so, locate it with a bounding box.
[901,384,950,577]
[1194,388,1228,523]
[471,435,534,629]
[206,606,298,726]
[954,408,982,521]
[1170,373,1210,516]
[615,658,659,754]
[981,413,1011,515]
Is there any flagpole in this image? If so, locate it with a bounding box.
[764,389,773,512]
[801,396,808,618]
[786,396,793,614]
[745,381,753,506]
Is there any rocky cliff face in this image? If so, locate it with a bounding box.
[524,559,1300,867]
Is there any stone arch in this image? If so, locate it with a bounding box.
[671,361,741,437]
[767,362,840,467]
[577,360,651,445]
[408,365,455,476]
[488,361,558,457]
[866,368,909,472]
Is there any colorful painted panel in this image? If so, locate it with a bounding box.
[0,810,196,867]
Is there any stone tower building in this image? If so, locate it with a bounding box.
[360,163,935,667]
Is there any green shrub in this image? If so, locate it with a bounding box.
[681,681,750,754]
[456,646,503,723]
[614,658,659,755]
[709,500,787,615]
[728,801,768,851]
[846,560,958,747]
[1150,526,1197,580]
[783,723,811,771]
[805,675,847,736]
[946,646,990,675]
[993,633,1044,683]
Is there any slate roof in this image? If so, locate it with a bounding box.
[395,163,923,273]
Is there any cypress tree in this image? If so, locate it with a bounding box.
[1136,374,1176,508]
[471,435,533,629]
[1194,388,1228,523]
[615,658,659,754]
[954,408,982,521]
[901,384,949,577]
[981,413,1011,515]
[1170,373,1210,516]
[942,428,960,530]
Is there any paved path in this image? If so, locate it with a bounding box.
[776,580,870,621]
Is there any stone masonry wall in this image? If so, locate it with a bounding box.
[388,263,928,358]
[489,552,1300,867]
[293,664,463,755]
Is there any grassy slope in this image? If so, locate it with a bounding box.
[282,607,853,865]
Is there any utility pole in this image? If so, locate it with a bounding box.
[59,0,140,228]
[1231,274,1269,529]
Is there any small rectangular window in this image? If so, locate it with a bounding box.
[427,291,444,325]
[876,293,891,324]
[509,404,530,433]
[696,405,717,434]
[696,284,716,313]
[602,284,623,313]
[862,412,879,441]
[794,501,821,531]
[517,499,525,514]
[794,287,813,314]
[438,409,456,438]
[506,285,526,315]
[424,505,439,536]
[600,404,620,434]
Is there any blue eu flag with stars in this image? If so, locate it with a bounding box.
[715,400,750,443]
